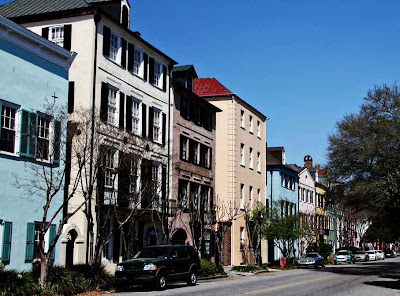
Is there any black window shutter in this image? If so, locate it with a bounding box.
[162,113,166,146]
[68,81,75,114]
[42,27,49,39]
[118,151,129,208]
[119,92,125,129]
[209,147,212,169]
[63,24,72,51]
[143,53,148,81]
[121,38,127,69]
[148,107,154,140]
[126,96,132,133]
[200,145,205,167]
[103,26,110,57]
[148,57,155,85]
[127,43,134,72]
[97,146,106,205]
[188,140,194,164]
[162,164,167,201]
[141,103,147,137]
[180,135,184,160]
[100,82,109,123]
[162,65,167,91]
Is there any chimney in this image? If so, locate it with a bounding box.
[304,155,313,168]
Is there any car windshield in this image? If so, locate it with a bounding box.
[356,251,365,254]
[367,251,374,254]
[134,247,169,259]
[337,251,348,255]
[303,253,318,258]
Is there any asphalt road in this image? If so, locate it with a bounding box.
[113,257,400,296]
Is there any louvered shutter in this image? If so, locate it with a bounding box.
[143,53,148,81]
[1,221,12,264]
[209,147,212,170]
[161,164,167,201]
[162,113,166,146]
[149,57,155,85]
[100,82,109,123]
[53,120,61,164]
[121,38,127,69]
[63,24,72,51]
[97,146,106,205]
[148,107,154,140]
[141,103,147,137]
[42,27,49,39]
[118,151,130,208]
[162,65,167,91]
[25,223,35,263]
[68,81,75,114]
[49,224,56,261]
[28,112,37,157]
[20,110,37,158]
[128,43,134,72]
[126,96,132,133]
[102,25,111,57]
[119,92,125,129]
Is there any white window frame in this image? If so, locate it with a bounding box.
[109,30,121,64]
[257,121,261,138]
[249,186,253,208]
[131,98,141,135]
[249,147,253,169]
[249,115,253,133]
[107,86,119,126]
[257,152,261,172]
[36,114,52,161]
[257,188,260,202]
[104,149,118,205]
[240,110,245,128]
[240,183,244,210]
[240,143,245,166]
[133,48,143,77]
[0,101,19,156]
[154,60,163,88]
[153,109,162,143]
[49,25,64,47]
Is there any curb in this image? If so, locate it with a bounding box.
[198,274,229,281]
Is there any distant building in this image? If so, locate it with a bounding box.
[194,77,267,266]
[0,15,75,270]
[169,65,221,260]
[266,146,299,262]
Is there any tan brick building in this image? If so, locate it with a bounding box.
[194,78,267,266]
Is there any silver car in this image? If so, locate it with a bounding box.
[334,250,355,264]
[298,252,325,268]
[376,250,385,260]
[355,251,369,262]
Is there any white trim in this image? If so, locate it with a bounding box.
[0,16,76,70]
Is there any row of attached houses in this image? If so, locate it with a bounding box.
[0,0,269,270]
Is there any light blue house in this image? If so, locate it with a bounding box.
[266,146,299,263]
[0,16,75,270]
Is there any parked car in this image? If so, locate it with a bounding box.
[376,250,385,260]
[354,251,369,262]
[385,249,397,258]
[298,252,325,268]
[334,250,355,264]
[115,245,200,290]
[366,250,377,261]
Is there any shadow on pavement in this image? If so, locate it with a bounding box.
[364,279,400,290]
[117,282,190,293]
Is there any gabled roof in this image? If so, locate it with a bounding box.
[0,0,93,18]
[193,78,233,96]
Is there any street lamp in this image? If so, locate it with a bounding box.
[257,210,264,266]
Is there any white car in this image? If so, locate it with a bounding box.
[366,250,377,261]
[376,250,385,260]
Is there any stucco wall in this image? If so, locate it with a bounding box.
[0,38,68,270]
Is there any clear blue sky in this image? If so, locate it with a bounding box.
[2,0,400,166]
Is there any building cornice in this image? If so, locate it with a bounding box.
[0,15,76,70]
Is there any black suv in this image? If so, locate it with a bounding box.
[115,245,200,290]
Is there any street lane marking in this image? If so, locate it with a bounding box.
[242,274,338,295]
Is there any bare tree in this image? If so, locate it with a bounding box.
[13,101,85,287]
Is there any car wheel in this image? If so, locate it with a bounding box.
[156,273,167,291]
[187,269,197,286]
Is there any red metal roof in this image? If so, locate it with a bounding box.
[193,78,233,96]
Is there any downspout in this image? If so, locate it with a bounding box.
[231,95,235,265]
[87,12,101,265]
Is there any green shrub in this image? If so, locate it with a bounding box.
[232,264,265,272]
[45,265,89,296]
[0,269,40,296]
[200,259,217,277]
[69,264,114,290]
